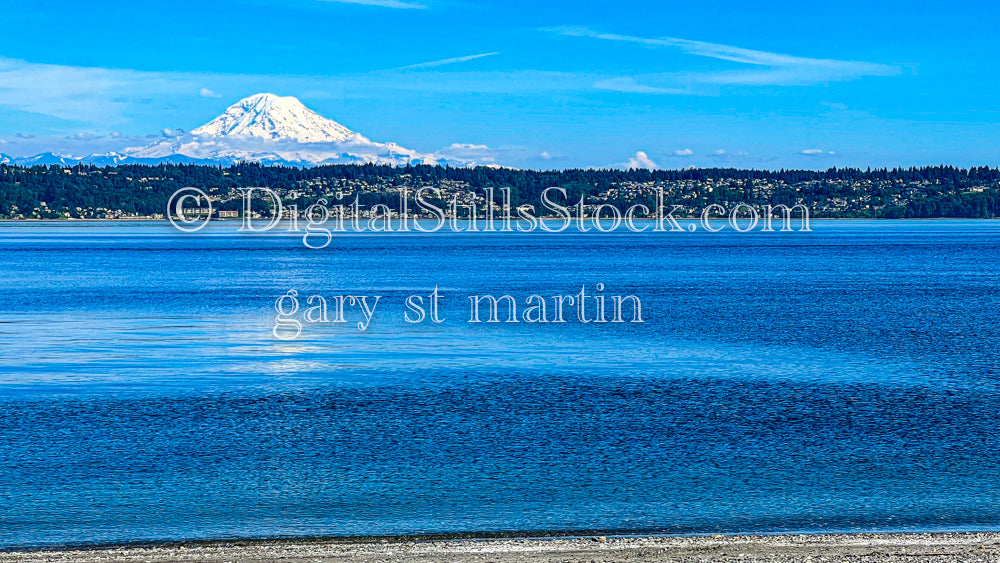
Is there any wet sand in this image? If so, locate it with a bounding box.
[3,533,1000,562]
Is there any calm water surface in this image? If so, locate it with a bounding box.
[1,220,999,547]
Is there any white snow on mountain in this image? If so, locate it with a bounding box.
[118,93,480,167]
[192,93,362,143]
[5,93,501,168]
[12,152,87,167]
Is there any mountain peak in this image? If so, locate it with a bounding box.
[191,93,365,144]
[241,92,282,104]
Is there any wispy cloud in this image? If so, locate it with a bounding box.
[594,77,687,95]
[799,148,836,156]
[709,149,750,161]
[65,131,103,141]
[199,88,222,98]
[820,101,849,111]
[548,26,901,85]
[315,0,427,9]
[0,56,201,122]
[395,52,499,70]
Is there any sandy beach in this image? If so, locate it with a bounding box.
[3,533,1000,562]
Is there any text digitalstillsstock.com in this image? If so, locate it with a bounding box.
[169,186,812,248]
[274,285,643,340]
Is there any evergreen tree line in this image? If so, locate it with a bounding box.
[2,162,1000,219]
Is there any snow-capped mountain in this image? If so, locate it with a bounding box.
[10,153,86,167]
[120,93,436,166]
[6,94,495,168]
[192,93,362,143]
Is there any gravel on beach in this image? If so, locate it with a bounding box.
[3,533,1000,562]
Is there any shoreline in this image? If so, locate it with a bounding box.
[4,532,1000,562]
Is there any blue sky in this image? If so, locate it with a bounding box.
[0,0,998,169]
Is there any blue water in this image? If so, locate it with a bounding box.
[1,220,1000,548]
